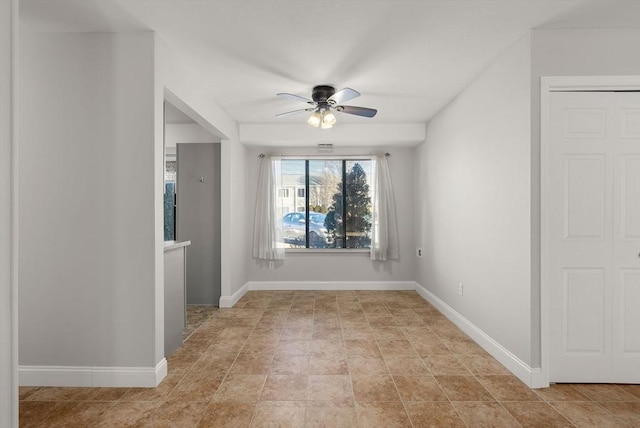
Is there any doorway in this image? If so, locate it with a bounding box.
[541,76,640,383]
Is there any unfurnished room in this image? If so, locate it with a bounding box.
[1,0,639,426]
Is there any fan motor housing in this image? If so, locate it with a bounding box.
[312,85,335,102]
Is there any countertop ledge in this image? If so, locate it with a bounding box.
[164,240,191,251]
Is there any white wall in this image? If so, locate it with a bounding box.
[529,27,640,368]
[0,0,18,424]
[245,145,416,284]
[154,37,247,305]
[414,34,533,365]
[19,31,157,376]
[164,123,219,152]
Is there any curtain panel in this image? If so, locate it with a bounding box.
[252,155,285,260]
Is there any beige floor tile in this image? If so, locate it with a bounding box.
[19,291,635,428]
[271,353,310,374]
[344,339,381,356]
[404,401,466,428]
[251,401,306,428]
[38,401,115,428]
[311,327,343,340]
[277,339,312,355]
[371,326,407,341]
[618,384,640,399]
[502,401,573,428]
[351,374,400,401]
[166,374,224,402]
[120,373,183,401]
[138,401,208,427]
[393,375,448,401]
[551,401,630,428]
[261,374,309,401]
[434,375,494,401]
[20,401,65,428]
[534,383,591,401]
[476,375,541,401]
[213,374,266,402]
[378,339,418,357]
[198,402,256,428]
[599,401,640,426]
[307,375,353,401]
[573,383,640,401]
[354,401,412,427]
[385,355,430,375]
[307,354,349,375]
[309,339,346,356]
[422,354,470,375]
[347,354,389,375]
[229,354,274,375]
[94,401,162,428]
[304,400,357,428]
[452,401,520,427]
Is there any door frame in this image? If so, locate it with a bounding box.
[540,75,640,386]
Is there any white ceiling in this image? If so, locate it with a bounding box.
[20,0,640,128]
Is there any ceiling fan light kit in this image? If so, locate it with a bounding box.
[277,85,377,129]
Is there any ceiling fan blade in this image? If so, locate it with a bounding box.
[335,105,377,118]
[277,92,314,104]
[328,87,360,105]
[275,108,313,117]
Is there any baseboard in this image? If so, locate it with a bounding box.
[219,283,248,308]
[19,358,167,388]
[246,280,416,291]
[414,282,545,388]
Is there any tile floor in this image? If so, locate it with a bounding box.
[19,290,640,427]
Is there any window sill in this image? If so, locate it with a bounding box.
[285,248,371,255]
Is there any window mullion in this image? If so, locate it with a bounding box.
[342,160,347,249]
[305,160,310,248]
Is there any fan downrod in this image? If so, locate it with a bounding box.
[311,85,335,103]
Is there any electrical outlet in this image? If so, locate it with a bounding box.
[416,247,423,258]
[268,261,275,270]
[458,282,464,296]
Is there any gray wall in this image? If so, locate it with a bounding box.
[0,0,18,424]
[19,32,157,368]
[245,146,416,283]
[414,34,533,365]
[177,143,221,305]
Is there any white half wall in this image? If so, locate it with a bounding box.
[19,32,158,385]
[155,37,247,308]
[0,0,18,424]
[414,34,533,366]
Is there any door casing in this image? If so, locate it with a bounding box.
[540,75,640,387]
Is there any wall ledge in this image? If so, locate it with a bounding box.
[19,358,167,388]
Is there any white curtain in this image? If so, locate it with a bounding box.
[252,155,285,260]
[370,154,399,261]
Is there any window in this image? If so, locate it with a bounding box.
[277,159,373,249]
[278,188,290,198]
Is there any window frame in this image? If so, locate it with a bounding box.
[277,156,374,253]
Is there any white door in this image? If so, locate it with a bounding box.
[548,91,640,383]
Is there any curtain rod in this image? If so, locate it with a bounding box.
[258,153,390,158]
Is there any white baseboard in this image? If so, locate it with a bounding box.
[414,282,546,389]
[219,283,248,308]
[19,358,167,388]
[246,280,416,291]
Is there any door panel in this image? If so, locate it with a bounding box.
[549,91,640,383]
[177,143,221,306]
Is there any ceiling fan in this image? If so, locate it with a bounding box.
[276,85,377,129]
